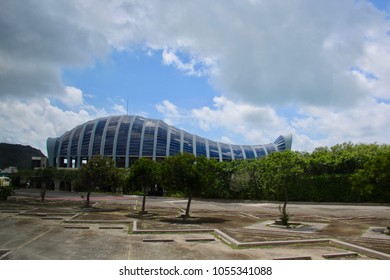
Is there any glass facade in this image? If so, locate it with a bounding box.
[104,116,120,155]
[47,115,292,168]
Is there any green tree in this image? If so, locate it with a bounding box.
[37,167,55,202]
[229,161,251,197]
[162,153,202,220]
[74,156,116,207]
[261,151,305,225]
[350,146,390,202]
[126,158,157,214]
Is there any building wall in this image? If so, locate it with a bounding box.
[47,115,292,168]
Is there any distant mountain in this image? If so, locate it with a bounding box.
[0,143,45,170]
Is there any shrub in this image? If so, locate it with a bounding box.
[0,186,14,200]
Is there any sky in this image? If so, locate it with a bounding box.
[1,0,390,155]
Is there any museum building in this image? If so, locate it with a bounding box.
[47,115,292,168]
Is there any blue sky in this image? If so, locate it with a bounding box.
[1,0,390,154]
[62,50,217,115]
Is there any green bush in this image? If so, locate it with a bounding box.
[0,186,14,200]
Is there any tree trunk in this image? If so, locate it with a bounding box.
[86,191,91,208]
[281,185,289,225]
[184,193,192,220]
[40,186,46,203]
[141,190,147,214]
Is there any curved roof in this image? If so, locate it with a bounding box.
[47,115,292,168]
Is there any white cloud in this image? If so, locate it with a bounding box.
[111,104,126,115]
[156,95,390,152]
[161,49,214,77]
[1,0,390,153]
[58,86,84,107]
[0,90,112,154]
[155,99,184,125]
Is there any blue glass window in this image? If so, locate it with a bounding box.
[208,140,219,159]
[265,144,276,154]
[59,131,71,156]
[104,117,120,155]
[231,144,244,160]
[156,123,168,157]
[219,143,232,160]
[195,137,207,157]
[169,128,181,156]
[80,123,94,156]
[254,145,267,158]
[142,121,156,157]
[183,132,193,154]
[116,119,130,156]
[70,125,83,156]
[92,119,107,155]
[129,117,144,156]
[242,145,255,159]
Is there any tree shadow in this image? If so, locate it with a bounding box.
[159,216,228,224]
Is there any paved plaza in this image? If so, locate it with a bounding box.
[0,189,389,260]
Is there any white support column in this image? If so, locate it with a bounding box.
[125,116,135,168]
[166,126,172,156]
[152,120,159,161]
[205,139,210,159]
[139,120,147,158]
[192,134,196,156]
[216,142,222,162]
[251,146,258,158]
[240,145,246,160]
[228,144,234,160]
[180,130,184,154]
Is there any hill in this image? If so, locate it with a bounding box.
[0,143,45,170]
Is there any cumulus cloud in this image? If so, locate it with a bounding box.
[1,0,389,152]
[192,96,288,143]
[0,0,110,98]
[115,0,390,107]
[58,87,84,107]
[0,97,93,154]
[155,99,185,125]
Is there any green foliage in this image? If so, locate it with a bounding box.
[161,153,209,218]
[0,186,13,200]
[126,158,157,193]
[74,156,117,207]
[126,158,158,213]
[9,141,389,205]
[350,145,390,202]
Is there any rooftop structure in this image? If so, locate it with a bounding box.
[47,115,292,168]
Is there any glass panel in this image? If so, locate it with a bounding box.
[183,132,193,154]
[80,123,94,156]
[219,143,232,160]
[156,123,168,157]
[254,145,267,158]
[129,117,144,156]
[70,125,82,156]
[208,140,219,159]
[116,119,130,156]
[104,117,120,155]
[169,128,181,156]
[242,145,255,159]
[195,136,207,157]
[231,144,244,160]
[92,119,107,155]
[142,120,156,157]
[59,131,71,156]
[265,144,276,154]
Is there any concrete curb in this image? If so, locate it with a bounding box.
[132,221,390,260]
